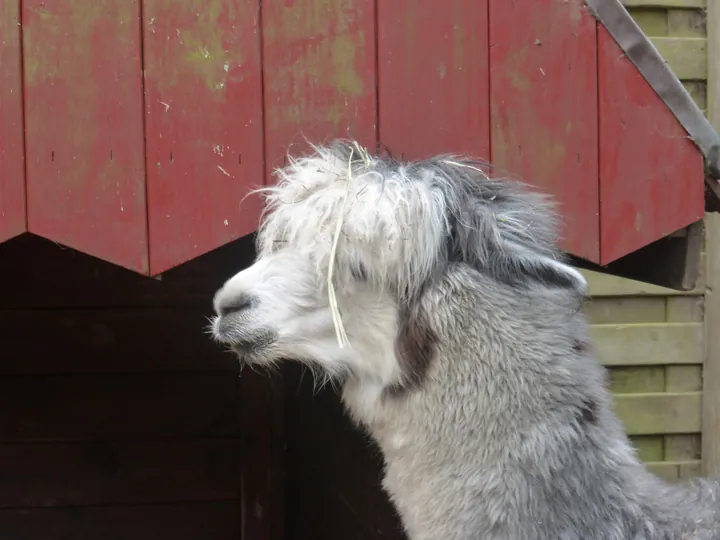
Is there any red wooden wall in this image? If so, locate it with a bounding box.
[0,0,706,272]
[0,0,26,243]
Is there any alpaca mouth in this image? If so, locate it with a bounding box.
[222,329,277,356]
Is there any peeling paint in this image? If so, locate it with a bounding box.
[146,0,249,96]
[331,35,363,96]
[264,0,371,134]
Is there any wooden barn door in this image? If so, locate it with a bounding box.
[0,235,283,540]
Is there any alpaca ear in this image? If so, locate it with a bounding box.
[501,240,589,295]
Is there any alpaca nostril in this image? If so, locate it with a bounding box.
[218,296,254,317]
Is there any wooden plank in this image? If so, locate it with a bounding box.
[282,363,405,540]
[628,9,669,37]
[581,257,705,296]
[0,374,241,442]
[142,0,265,275]
[591,323,703,366]
[0,502,241,540]
[709,0,720,129]
[613,392,701,435]
[489,0,599,262]
[667,8,707,38]
[0,309,237,374]
[0,0,26,243]
[608,366,665,393]
[582,297,666,324]
[0,233,256,309]
[0,439,240,508]
[240,370,284,540]
[664,433,701,460]
[665,365,702,391]
[645,460,702,481]
[666,296,704,322]
[261,0,377,178]
[651,37,707,80]
[630,435,664,461]
[22,0,148,274]
[683,81,707,110]
[703,213,720,475]
[623,0,705,6]
[377,0,490,160]
[597,26,705,264]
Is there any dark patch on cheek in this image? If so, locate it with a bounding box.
[386,307,438,397]
[577,397,599,425]
[572,340,591,354]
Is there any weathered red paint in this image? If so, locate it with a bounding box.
[597,26,705,265]
[22,0,148,273]
[142,0,265,275]
[489,0,600,262]
[377,0,490,161]
[261,0,378,180]
[0,1,710,278]
[0,0,27,243]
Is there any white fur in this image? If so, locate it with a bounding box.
[211,140,720,539]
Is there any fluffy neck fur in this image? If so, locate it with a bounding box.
[340,264,720,540]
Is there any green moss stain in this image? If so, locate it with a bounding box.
[265,0,368,132]
[21,0,145,212]
[178,0,245,93]
[509,72,530,92]
[331,34,363,96]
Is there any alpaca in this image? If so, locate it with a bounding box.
[211,140,720,539]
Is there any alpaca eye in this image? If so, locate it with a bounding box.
[350,263,367,281]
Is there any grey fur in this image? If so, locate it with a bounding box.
[212,140,720,539]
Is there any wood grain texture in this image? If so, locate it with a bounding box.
[645,460,702,481]
[142,0,265,275]
[377,0,490,160]
[581,261,705,297]
[261,0,378,179]
[613,392,702,435]
[0,0,26,243]
[608,367,665,393]
[702,213,720,475]
[22,0,148,273]
[631,436,665,461]
[709,0,720,129]
[489,0,599,262]
[0,439,241,508]
[597,25,705,264]
[239,370,284,540]
[0,233,255,309]
[582,297,667,324]
[0,309,236,374]
[651,37,707,80]
[0,374,241,442]
[614,392,701,435]
[0,503,241,540]
[591,323,704,365]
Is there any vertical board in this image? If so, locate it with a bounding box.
[0,0,26,243]
[377,0,490,161]
[143,0,265,275]
[261,0,377,177]
[597,26,705,265]
[22,1,148,274]
[489,0,599,262]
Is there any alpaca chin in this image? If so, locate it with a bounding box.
[210,139,720,540]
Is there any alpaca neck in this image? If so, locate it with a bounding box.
[341,269,675,538]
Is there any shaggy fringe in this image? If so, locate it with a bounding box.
[250,139,588,306]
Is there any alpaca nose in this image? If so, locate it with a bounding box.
[217,295,253,317]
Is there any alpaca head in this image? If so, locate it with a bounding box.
[211,140,588,389]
